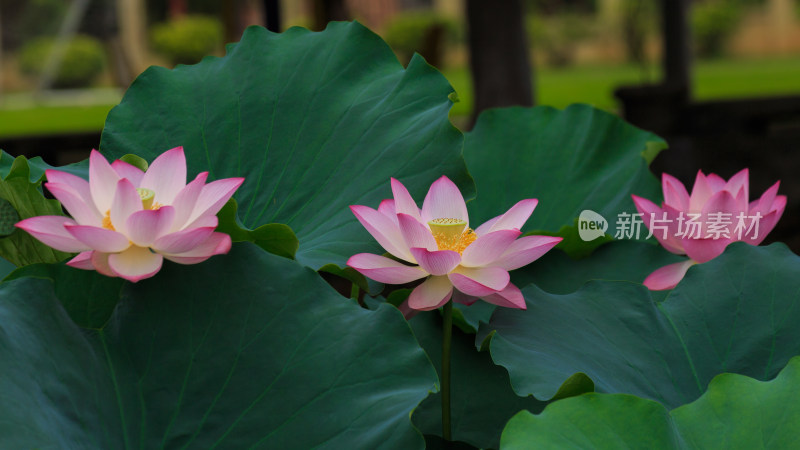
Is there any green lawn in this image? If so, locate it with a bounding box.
[443,56,800,117]
[0,104,116,138]
[0,56,798,139]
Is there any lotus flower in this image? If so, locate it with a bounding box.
[632,169,785,290]
[16,147,244,282]
[347,176,562,310]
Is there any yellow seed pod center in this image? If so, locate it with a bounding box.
[137,188,156,210]
[428,218,476,254]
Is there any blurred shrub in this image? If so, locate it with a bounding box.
[18,35,106,89]
[621,0,656,63]
[1,0,66,50]
[382,11,460,67]
[150,15,223,65]
[527,14,595,67]
[692,0,742,58]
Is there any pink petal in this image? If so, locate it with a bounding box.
[448,266,510,297]
[474,215,501,236]
[643,259,696,290]
[769,195,786,216]
[409,248,461,276]
[152,226,216,254]
[347,253,429,284]
[377,199,399,226]
[749,181,780,217]
[189,215,218,228]
[397,213,437,252]
[111,160,145,187]
[633,195,684,254]
[490,235,563,270]
[350,205,413,262]
[184,177,244,228]
[66,251,95,270]
[108,245,164,282]
[89,150,120,213]
[743,198,785,245]
[110,178,143,236]
[139,147,187,205]
[733,187,749,216]
[420,176,468,226]
[681,237,731,264]
[126,206,176,247]
[460,229,521,267]
[65,225,131,253]
[397,299,420,320]
[723,168,748,202]
[480,282,526,309]
[161,232,231,264]
[452,289,478,306]
[481,199,538,234]
[688,171,713,213]
[659,204,690,254]
[169,172,209,231]
[45,170,92,203]
[45,182,102,226]
[91,251,117,278]
[700,189,739,229]
[15,216,89,252]
[407,275,453,310]
[662,173,689,210]
[706,173,727,192]
[390,178,422,222]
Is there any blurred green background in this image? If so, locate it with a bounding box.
[1,0,799,139]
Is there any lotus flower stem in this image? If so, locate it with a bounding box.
[441,299,453,441]
[350,283,359,302]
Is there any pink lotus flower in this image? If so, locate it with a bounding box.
[347,176,562,310]
[16,147,244,282]
[632,169,785,290]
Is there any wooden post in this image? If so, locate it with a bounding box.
[466,0,533,127]
[661,0,691,98]
[264,0,281,32]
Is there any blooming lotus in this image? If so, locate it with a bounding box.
[17,147,244,282]
[632,169,785,290]
[347,176,562,310]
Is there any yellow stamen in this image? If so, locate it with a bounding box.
[429,218,476,254]
[102,210,115,230]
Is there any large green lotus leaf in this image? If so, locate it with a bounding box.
[0,154,71,266]
[463,104,665,251]
[0,257,14,279]
[512,240,685,298]
[3,262,123,329]
[0,150,89,182]
[500,356,800,449]
[480,243,800,409]
[0,243,437,448]
[100,22,472,269]
[409,312,550,449]
[453,240,682,334]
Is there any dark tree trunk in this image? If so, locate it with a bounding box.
[312,0,349,31]
[264,0,281,32]
[168,0,187,19]
[466,0,533,127]
[661,0,691,99]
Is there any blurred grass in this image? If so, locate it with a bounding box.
[443,56,800,117]
[0,104,115,138]
[0,57,798,139]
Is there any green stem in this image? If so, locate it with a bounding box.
[442,300,453,441]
